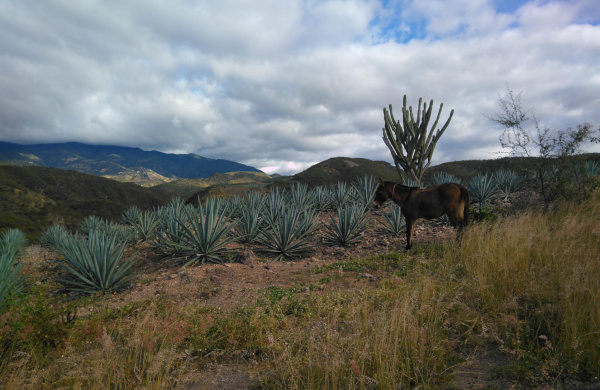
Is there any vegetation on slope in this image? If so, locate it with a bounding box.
[0,166,170,237]
[155,171,274,200]
[289,157,399,187]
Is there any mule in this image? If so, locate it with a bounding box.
[373,179,469,250]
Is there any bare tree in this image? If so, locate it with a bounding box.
[487,85,600,203]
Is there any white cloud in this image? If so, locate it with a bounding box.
[0,0,599,176]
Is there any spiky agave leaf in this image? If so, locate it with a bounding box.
[56,230,137,294]
[428,172,461,187]
[236,206,263,244]
[288,182,316,210]
[381,204,406,236]
[39,224,70,251]
[311,185,332,211]
[257,206,317,261]
[261,187,287,227]
[493,169,521,200]
[467,173,498,206]
[176,198,240,266]
[0,228,28,260]
[122,206,142,225]
[131,210,159,243]
[329,181,352,209]
[323,203,371,247]
[0,229,26,309]
[352,175,378,209]
[151,198,190,256]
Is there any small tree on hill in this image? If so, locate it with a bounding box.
[382,95,454,185]
[487,85,600,203]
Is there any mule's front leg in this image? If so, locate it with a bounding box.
[405,218,417,250]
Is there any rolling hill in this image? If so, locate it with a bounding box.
[0,165,170,237]
[287,157,400,187]
[0,141,262,185]
[4,153,598,237]
[155,171,275,200]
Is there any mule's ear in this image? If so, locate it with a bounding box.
[377,178,385,185]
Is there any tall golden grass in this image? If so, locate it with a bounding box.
[449,190,600,379]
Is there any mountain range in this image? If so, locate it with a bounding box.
[0,141,262,186]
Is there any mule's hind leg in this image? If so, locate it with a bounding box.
[405,217,417,250]
[447,213,464,244]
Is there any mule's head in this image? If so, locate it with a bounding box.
[372,179,390,208]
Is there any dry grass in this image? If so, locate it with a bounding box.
[448,190,600,382]
[1,191,599,389]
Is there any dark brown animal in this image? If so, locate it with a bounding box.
[373,179,469,250]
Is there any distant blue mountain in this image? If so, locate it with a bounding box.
[0,141,263,183]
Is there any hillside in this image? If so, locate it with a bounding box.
[0,166,170,236]
[289,154,600,188]
[424,153,600,184]
[0,141,262,184]
[288,157,399,187]
[155,171,274,199]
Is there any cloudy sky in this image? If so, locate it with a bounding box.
[1,0,599,175]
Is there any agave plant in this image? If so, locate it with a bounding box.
[151,198,190,255]
[585,160,600,176]
[329,182,352,209]
[79,215,104,235]
[493,169,521,200]
[39,224,71,251]
[0,228,28,260]
[288,182,315,210]
[257,205,317,261]
[244,191,267,211]
[402,178,420,187]
[236,206,263,244]
[0,253,24,310]
[428,172,461,187]
[352,175,378,209]
[381,204,406,236]
[223,194,245,219]
[121,206,142,225]
[0,229,27,309]
[467,173,498,206]
[56,230,137,294]
[323,203,371,247]
[311,185,332,211]
[80,215,132,244]
[130,210,159,243]
[174,198,240,266]
[262,188,287,226]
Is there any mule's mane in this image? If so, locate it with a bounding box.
[384,181,419,191]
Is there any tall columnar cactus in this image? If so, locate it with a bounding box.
[382,95,454,185]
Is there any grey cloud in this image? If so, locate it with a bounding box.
[0,0,599,177]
